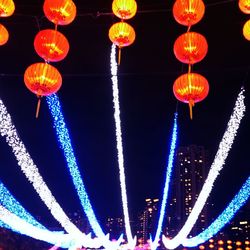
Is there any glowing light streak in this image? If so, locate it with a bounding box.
[0,98,81,236]
[0,180,46,229]
[162,87,246,249]
[150,112,178,250]
[0,205,76,249]
[183,176,250,247]
[110,43,135,247]
[46,94,123,249]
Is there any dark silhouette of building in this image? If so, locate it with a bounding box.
[136,198,159,244]
[166,145,211,237]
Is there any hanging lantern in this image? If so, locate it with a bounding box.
[243,19,250,40]
[0,0,15,17]
[112,0,137,20]
[173,72,209,119]
[109,21,135,64]
[173,0,205,26]
[34,29,70,62]
[43,0,76,26]
[239,0,250,14]
[174,32,208,64]
[24,62,62,118]
[109,21,136,47]
[0,23,9,45]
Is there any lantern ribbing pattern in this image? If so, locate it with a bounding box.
[172,0,209,119]
[24,0,76,118]
[0,0,14,46]
[109,0,137,64]
[239,0,250,41]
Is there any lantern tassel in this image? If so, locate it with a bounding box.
[188,99,195,120]
[36,96,42,119]
[118,47,121,65]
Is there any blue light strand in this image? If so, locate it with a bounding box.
[0,180,46,229]
[46,95,106,239]
[183,176,250,247]
[150,112,178,250]
[0,205,79,249]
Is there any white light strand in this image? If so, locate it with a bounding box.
[183,176,250,247]
[0,181,46,230]
[46,94,124,250]
[0,98,82,237]
[150,113,178,250]
[110,43,135,247]
[0,205,79,249]
[162,87,246,249]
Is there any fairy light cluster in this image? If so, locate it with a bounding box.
[46,94,105,238]
[150,113,178,250]
[163,87,246,249]
[0,181,46,229]
[110,43,134,246]
[46,94,124,250]
[0,205,76,248]
[0,98,82,236]
[183,176,250,247]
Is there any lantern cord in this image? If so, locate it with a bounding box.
[188,100,194,120]
[35,96,41,118]
[188,64,192,74]
[118,47,122,66]
[187,24,191,33]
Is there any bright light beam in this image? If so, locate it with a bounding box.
[110,44,135,247]
[183,175,250,247]
[150,112,178,250]
[0,205,79,249]
[0,180,46,229]
[0,98,82,236]
[46,94,123,250]
[162,87,246,249]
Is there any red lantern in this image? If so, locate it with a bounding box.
[0,23,9,45]
[24,62,62,117]
[239,0,250,14]
[43,0,76,25]
[112,0,137,20]
[173,0,205,26]
[34,29,69,62]
[173,72,209,119]
[109,21,136,64]
[0,0,15,17]
[109,21,136,47]
[243,19,250,40]
[174,32,208,64]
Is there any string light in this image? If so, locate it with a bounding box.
[150,112,178,250]
[0,98,82,236]
[46,94,123,250]
[162,87,246,249]
[0,205,78,249]
[183,176,250,247]
[0,181,46,229]
[110,43,135,247]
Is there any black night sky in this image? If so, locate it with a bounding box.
[0,0,249,232]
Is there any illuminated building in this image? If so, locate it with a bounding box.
[166,145,210,236]
[137,198,159,243]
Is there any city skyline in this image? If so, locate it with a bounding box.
[0,0,249,247]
